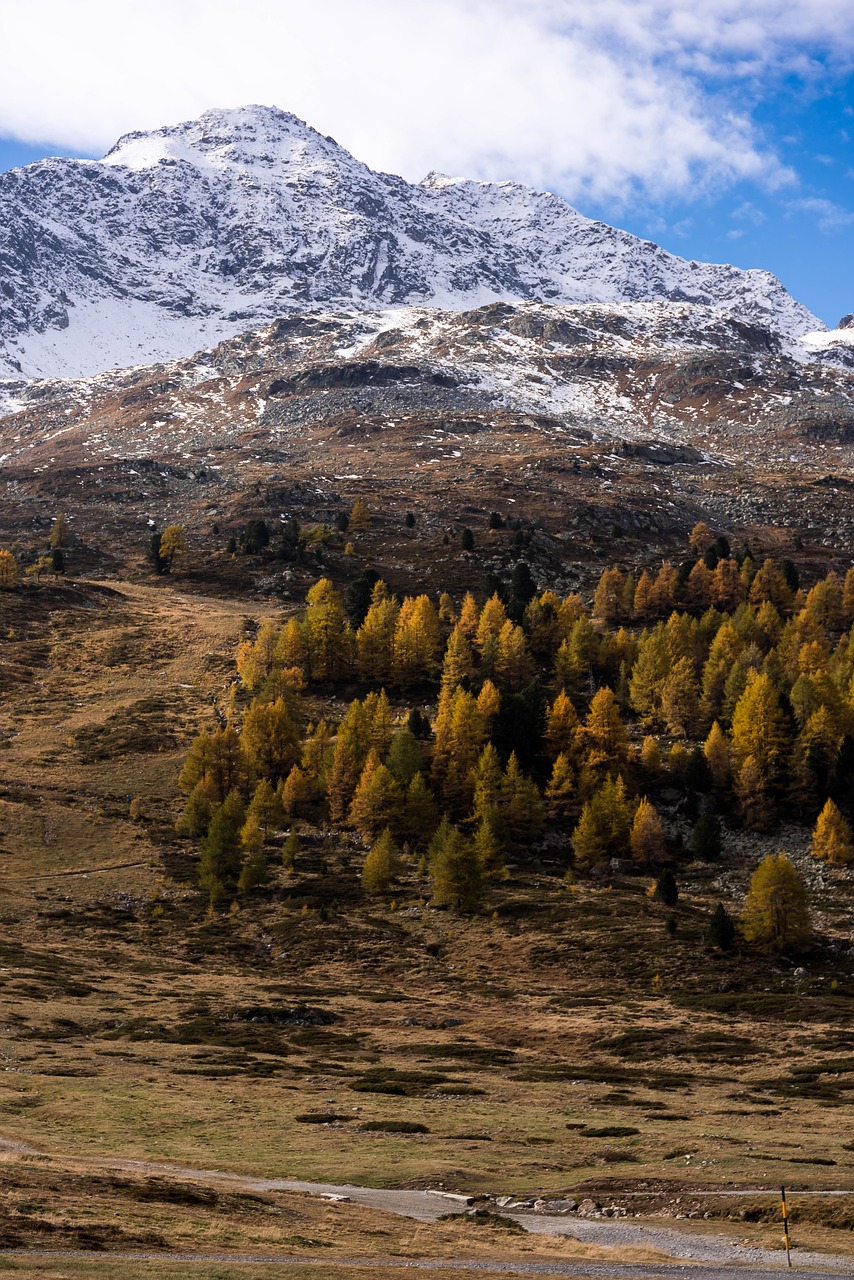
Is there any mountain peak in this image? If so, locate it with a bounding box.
[102,103,337,172]
[0,103,827,382]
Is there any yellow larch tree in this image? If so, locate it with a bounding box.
[629,797,666,867]
[440,624,475,693]
[741,853,810,952]
[544,690,579,759]
[811,799,853,866]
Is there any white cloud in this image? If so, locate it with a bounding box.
[790,196,854,231]
[0,0,850,202]
[731,200,767,224]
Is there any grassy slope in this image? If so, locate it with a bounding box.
[2,569,854,1265]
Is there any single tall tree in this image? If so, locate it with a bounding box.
[741,853,810,952]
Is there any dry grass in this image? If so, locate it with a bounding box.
[0,1152,670,1274]
[2,579,854,1267]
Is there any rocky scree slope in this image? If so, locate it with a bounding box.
[0,104,825,382]
[4,300,854,566]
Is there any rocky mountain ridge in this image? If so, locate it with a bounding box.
[0,104,827,382]
[3,298,854,582]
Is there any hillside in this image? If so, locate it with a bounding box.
[2,297,854,586]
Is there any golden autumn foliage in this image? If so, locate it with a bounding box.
[0,549,20,589]
[811,799,853,866]
[741,853,810,951]
[176,542,854,913]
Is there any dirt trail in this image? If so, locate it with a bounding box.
[0,1249,849,1278]
[2,1136,850,1274]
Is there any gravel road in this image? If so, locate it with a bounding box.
[2,1137,852,1277]
[0,1249,851,1277]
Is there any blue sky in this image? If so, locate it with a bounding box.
[0,0,852,326]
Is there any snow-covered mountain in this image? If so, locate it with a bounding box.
[0,104,825,382]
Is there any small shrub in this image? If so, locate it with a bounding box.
[438,1210,525,1233]
[580,1125,640,1138]
[360,1120,429,1134]
[294,1113,353,1124]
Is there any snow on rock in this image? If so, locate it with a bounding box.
[0,104,826,382]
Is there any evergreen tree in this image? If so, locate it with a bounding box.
[502,752,544,844]
[508,561,537,620]
[237,844,269,894]
[691,812,722,861]
[653,867,678,907]
[385,729,424,788]
[403,772,439,848]
[430,826,484,912]
[246,781,281,848]
[344,568,381,626]
[282,823,300,871]
[148,530,166,575]
[199,790,245,906]
[49,513,69,549]
[241,520,270,554]
[708,903,736,950]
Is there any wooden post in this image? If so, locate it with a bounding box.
[781,1185,792,1268]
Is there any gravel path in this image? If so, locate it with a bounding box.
[0,1249,850,1277]
[2,1137,852,1276]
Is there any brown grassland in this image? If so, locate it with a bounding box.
[2,531,854,1271]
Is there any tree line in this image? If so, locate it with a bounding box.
[177,525,854,948]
